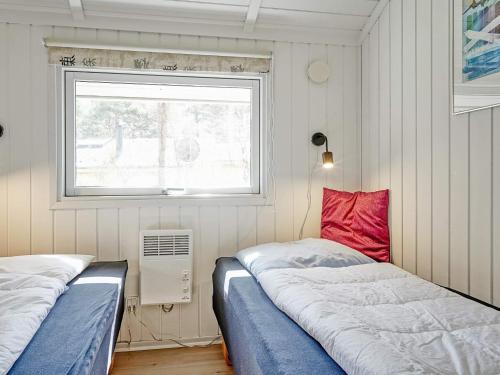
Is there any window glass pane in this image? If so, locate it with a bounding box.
[74,80,254,191]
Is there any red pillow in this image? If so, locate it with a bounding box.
[321,188,390,262]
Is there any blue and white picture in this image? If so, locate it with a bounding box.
[462,0,500,82]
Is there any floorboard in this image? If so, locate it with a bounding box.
[112,345,234,375]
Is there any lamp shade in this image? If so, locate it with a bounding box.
[322,151,334,169]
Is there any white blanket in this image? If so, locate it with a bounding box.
[0,254,94,374]
[257,263,500,375]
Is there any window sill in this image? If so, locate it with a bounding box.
[50,193,273,210]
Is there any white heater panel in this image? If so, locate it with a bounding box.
[139,229,193,305]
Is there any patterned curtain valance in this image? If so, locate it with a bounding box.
[46,43,271,74]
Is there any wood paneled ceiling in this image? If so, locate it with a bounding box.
[0,0,385,45]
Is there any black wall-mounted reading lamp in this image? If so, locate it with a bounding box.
[311,132,334,169]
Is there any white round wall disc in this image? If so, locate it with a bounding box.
[307,60,330,83]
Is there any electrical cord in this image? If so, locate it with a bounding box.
[269,57,276,207]
[118,306,221,349]
[116,308,133,345]
[161,304,174,313]
[298,167,313,240]
[251,64,276,234]
[298,151,320,240]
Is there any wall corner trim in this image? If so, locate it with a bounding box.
[358,0,391,44]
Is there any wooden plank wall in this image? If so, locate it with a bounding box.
[0,23,361,345]
[361,0,500,307]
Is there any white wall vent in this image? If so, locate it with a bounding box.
[139,229,193,305]
[143,233,190,257]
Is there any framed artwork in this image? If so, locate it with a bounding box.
[462,0,500,82]
[453,0,500,114]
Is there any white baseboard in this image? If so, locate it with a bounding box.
[114,336,221,352]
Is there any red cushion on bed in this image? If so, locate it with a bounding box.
[321,188,390,262]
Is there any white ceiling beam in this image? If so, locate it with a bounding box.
[68,0,84,21]
[261,0,377,17]
[358,0,389,43]
[244,0,262,33]
[90,0,245,15]
[0,6,361,46]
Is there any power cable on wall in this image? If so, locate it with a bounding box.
[298,150,321,240]
[118,306,221,349]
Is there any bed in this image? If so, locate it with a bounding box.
[212,256,346,375]
[7,260,128,375]
[213,188,500,374]
[213,239,500,375]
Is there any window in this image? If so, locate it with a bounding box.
[63,71,262,197]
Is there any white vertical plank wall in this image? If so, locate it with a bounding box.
[361,0,499,306]
[0,23,361,346]
[0,23,7,258]
[389,0,403,269]
[415,0,432,281]
[7,24,31,256]
[431,0,451,288]
[401,0,417,276]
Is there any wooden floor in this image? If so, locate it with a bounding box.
[112,345,234,375]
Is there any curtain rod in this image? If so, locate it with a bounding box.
[43,38,272,59]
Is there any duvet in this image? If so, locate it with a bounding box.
[0,255,93,374]
[238,241,500,375]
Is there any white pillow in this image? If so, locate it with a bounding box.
[236,238,374,277]
[0,254,94,284]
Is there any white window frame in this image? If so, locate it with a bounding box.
[62,69,264,199]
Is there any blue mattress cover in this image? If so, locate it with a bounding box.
[9,261,128,375]
[212,257,346,375]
